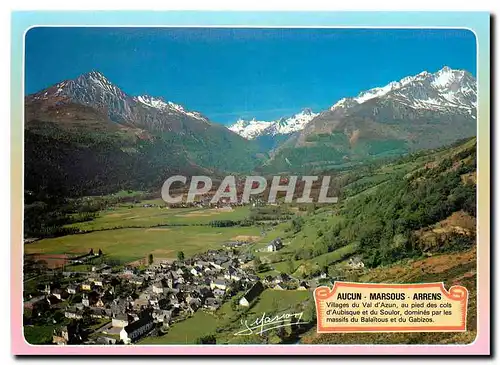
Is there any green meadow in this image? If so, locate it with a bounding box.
[25,205,263,264]
[66,206,252,232]
[25,225,262,263]
[141,311,219,344]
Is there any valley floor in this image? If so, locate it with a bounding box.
[23,137,478,346]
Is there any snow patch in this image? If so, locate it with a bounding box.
[228,109,318,139]
[135,95,208,122]
[228,119,272,139]
[329,66,476,113]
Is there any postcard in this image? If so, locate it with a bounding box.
[11,11,490,356]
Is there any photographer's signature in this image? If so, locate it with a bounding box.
[234,311,307,336]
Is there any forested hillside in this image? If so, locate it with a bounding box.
[263,137,476,279]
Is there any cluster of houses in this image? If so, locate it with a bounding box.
[26,248,269,345]
[25,234,344,346]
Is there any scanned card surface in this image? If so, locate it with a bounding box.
[11,11,490,356]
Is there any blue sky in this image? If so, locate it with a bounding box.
[25,27,476,124]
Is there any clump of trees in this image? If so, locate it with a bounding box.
[209,220,237,227]
[289,141,477,270]
[177,251,185,261]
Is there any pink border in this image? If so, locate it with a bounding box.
[11,341,491,356]
[11,279,490,355]
[12,13,491,356]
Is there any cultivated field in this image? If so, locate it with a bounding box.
[24,225,263,264]
[24,205,263,265]
[66,206,251,232]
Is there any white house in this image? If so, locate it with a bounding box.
[238,281,264,307]
[130,277,144,286]
[120,317,154,344]
[209,261,223,270]
[213,288,226,297]
[210,279,228,291]
[52,288,63,300]
[90,278,103,287]
[223,268,241,282]
[266,238,283,252]
[82,294,89,307]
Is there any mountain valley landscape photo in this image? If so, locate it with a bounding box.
[22,27,479,347]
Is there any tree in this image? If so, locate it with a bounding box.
[89,248,94,256]
[148,253,154,265]
[290,217,304,233]
[177,251,185,261]
[98,248,103,256]
[253,256,263,272]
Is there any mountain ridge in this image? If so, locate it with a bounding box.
[24,71,263,200]
[261,66,476,173]
[228,108,319,140]
[28,70,214,133]
[24,66,477,198]
[330,66,476,114]
[227,67,476,155]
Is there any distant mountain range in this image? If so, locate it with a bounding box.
[24,71,262,200]
[229,66,475,137]
[24,66,477,200]
[30,70,214,131]
[259,66,477,172]
[228,108,318,139]
[329,66,476,113]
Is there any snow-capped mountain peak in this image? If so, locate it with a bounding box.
[330,66,476,113]
[228,108,318,140]
[29,71,210,126]
[32,70,127,101]
[228,118,273,139]
[80,70,115,88]
[69,70,128,99]
[269,108,319,135]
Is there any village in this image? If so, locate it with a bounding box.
[23,236,333,346]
